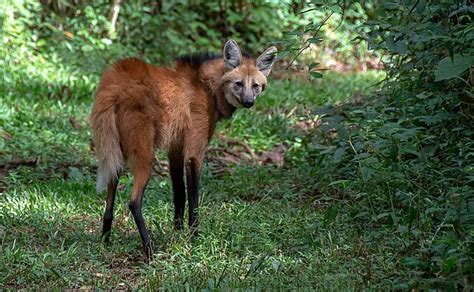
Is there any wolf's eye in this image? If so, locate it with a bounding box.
[252,83,259,89]
[235,81,243,87]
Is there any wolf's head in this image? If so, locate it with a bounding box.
[220,40,277,108]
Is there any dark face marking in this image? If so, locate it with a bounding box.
[229,77,266,108]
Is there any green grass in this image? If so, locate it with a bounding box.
[0,61,394,289]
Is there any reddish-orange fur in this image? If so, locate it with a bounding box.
[92,57,239,186]
[90,40,276,259]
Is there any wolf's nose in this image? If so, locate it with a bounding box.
[242,100,254,108]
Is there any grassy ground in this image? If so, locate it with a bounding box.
[0,63,393,289]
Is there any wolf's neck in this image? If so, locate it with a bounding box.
[215,91,236,119]
[200,59,236,119]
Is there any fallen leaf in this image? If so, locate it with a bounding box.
[2,130,11,141]
[69,117,82,130]
[64,31,74,38]
[259,144,287,167]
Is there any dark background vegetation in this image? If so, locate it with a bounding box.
[1,0,473,289]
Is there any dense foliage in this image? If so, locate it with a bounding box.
[1,0,376,75]
[295,1,473,288]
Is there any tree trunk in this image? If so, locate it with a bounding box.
[108,0,122,37]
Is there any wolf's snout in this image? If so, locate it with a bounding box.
[241,89,254,108]
[241,100,254,108]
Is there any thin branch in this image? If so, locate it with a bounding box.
[286,12,334,69]
[298,7,318,14]
[406,0,420,18]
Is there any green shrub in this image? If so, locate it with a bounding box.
[296,1,473,289]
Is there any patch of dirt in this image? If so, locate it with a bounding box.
[108,254,142,275]
[153,136,288,178]
[206,136,288,176]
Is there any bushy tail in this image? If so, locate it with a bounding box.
[90,89,123,192]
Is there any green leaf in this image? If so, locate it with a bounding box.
[310,72,323,79]
[327,180,348,186]
[81,45,94,53]
[395,41,407,55]
[308,37,322,45]
[284,29,302,36]
[324,205,339,225]
[386,35,395,52]
[312,106,334,116]
[328,5,342,14]
[386,35,407,55]
[361,166,373,182]
[275,51,290,61]
[333,147,346,162]
[442,256,458,273]
[353,153,371,161]
[36,39,46,47]
[308,62,320,71]
[435,54,474,81]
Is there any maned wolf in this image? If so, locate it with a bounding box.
[90,39,277,260]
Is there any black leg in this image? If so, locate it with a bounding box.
[129,184,153,261]
[186,158,201,232]
[169,152,185,230]
[102,177,119,243]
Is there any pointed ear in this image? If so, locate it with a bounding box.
[223,39,242,70]
[256,46,277,77]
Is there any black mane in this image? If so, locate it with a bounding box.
[176,52,222,69]
[176,51,252,69]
